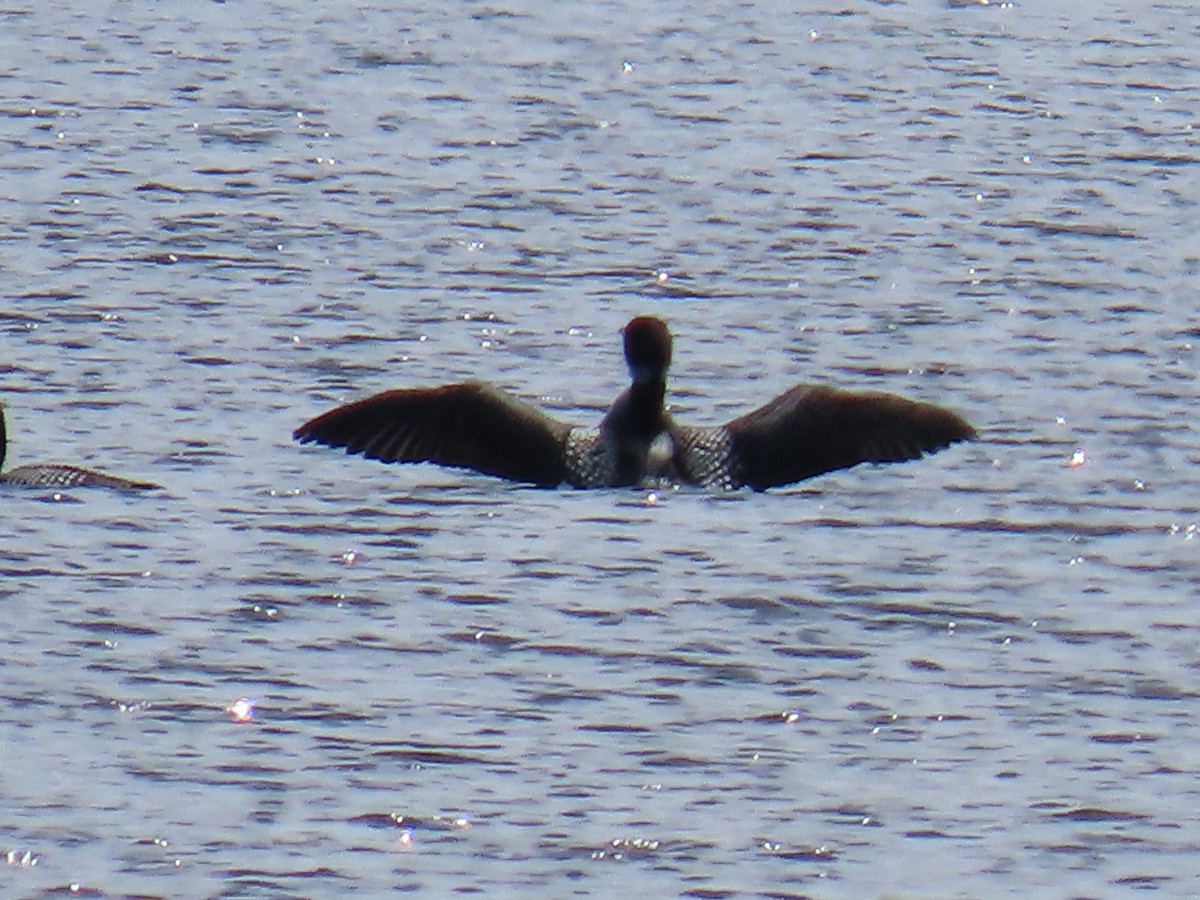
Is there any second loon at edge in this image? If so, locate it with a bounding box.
[293,316,976,491]
[0,403,160,492]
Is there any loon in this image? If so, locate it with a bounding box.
[293,316,975,490]
[0,403,160,492]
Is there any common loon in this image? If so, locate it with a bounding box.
[0,403,160,492]
[294,316,975,490]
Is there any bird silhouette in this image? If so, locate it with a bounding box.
[294,316,974,490]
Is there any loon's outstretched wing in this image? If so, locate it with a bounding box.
[671,384,975,491]
[294,381,576,487]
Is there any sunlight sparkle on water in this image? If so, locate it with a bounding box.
[226,698,256,723]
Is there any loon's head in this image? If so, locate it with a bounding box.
[622,316,672,384]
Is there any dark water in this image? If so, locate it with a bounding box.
[3,0,1199,896]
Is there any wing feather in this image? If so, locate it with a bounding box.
[293,380,574,487]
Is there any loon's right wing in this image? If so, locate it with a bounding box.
[294,380,575,487]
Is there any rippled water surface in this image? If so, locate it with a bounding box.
[3,0,1200,896]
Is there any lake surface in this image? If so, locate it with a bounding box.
[3,0,1199,896]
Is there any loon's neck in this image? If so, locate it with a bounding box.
[605,375,666,434]
[598,373,669,484]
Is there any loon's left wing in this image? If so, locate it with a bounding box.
[294,380,575,487]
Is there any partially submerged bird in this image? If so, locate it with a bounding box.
[294,316,975,491]
[0,403,160,492]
